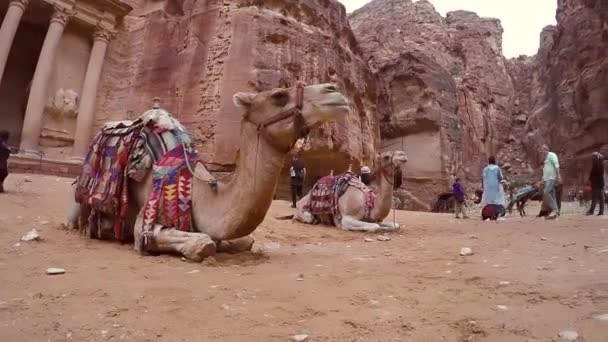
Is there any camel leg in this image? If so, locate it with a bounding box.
[216,235,255,254]
[133,210,216,262]
[63,203,81,230]
[378,222,400,230]
[293,210,315,224]
[340,215,382,232]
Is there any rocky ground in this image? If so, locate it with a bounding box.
[1,174,607,342]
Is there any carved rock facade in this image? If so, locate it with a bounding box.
[96,0,380,196]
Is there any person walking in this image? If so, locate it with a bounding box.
[540,144,561,220]
[290,155,306,208]
[587,152,605,216]
[453,177,469,219]
[481,156,506,220]
[0,130,11,193]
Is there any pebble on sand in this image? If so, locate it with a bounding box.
[21,229,41,242]
[291,334,309,342]
[557,330,581,341]
[364,238,374,242]
[46,268,65,275]
[460,247,474,256]
[593,313,608,321]
[377,235,391,241]
[498,281,510,286]
[496,305,508,310]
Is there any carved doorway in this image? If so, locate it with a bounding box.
[0,2,50,149]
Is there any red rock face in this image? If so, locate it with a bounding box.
[350,0,517,205]
[522,0,608,186]
[95,0,380,196]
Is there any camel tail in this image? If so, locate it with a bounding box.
[275,214,295,220]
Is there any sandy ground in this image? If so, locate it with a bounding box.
[0,174,607,342]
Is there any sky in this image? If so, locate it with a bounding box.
[339,0,557,58]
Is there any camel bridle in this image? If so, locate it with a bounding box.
[245,82,310,153]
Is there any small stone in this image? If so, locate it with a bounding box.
[369,299,380,307]
[21,229,41,242]
[468,235,479,239]
[296,273,304,281]
[497,305,508,310]
[39,220,50,225]
[557,330,580,341]
[112,323,121,328]
[13,243,21,247]
[291,334,309,342]
[186,270,200,274]
[24,177,32,183]
[568,256,574,261]
[46,268,65,275]
[593,313,608,321]
[498,281,510,286]
[540,237,548,241]
[460,247,473,256]
[445,270,452,274]
[364,238,374,242]
[221,304,231,311]
[262,241,281,250]
[101,330,108,335]
[377,235,391,241]
[202,256,217,266]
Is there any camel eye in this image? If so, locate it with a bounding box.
[271,90,289,107]
[383,155,390,161]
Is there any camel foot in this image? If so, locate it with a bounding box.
[378,222,400,231]
[217,235,255,254]
[180,235,217,262]
[340,216,382,232]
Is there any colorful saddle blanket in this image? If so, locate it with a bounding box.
[75,109,197,241]
[75,122,143,241]
[305,172,376,226]
[143,145,196,232]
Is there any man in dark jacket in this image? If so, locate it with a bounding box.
[453,178,469,219]
[290,155,306,208]
[0,130,11,193]
[587,152,605,216]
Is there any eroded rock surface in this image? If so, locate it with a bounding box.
[96,0,379,196]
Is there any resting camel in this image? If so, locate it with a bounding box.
[291,150,408,232]
[65,83,349,261]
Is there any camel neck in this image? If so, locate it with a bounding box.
[193,122,286,239]
[370,168,394,221]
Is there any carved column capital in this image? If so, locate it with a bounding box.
[93,28,115,44]
[9,0,29,11]
[50,6,74,26]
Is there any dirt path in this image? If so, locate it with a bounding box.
[1,174,607,341]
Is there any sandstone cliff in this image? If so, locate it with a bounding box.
[350,0,518,206]
[521,0,608,186]
[96,0,380,196]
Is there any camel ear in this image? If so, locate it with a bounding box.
[233,92,255,110]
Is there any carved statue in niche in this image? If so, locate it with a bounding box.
[48,88,80,120]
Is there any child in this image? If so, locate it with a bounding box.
[0,130,10,193]
[453,178,469,219]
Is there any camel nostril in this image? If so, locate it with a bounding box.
[323,84,338,93]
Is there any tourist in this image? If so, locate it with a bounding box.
[0,130,10,193]
[587,152,605,216]
[481,156,506,220]
[539,144,560,220]
[359,165,372,185]
[453,177,469,219]
[290,155,306,208]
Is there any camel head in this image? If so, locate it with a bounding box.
[233,83,349,151]
[376,150,408,188]
[376,150,408,172]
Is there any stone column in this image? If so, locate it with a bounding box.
[71,28,112,159]
[0,0,28,86]
[19,7,71,155]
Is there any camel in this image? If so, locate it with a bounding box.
[291,150,408,232]
[65,83,349,261]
